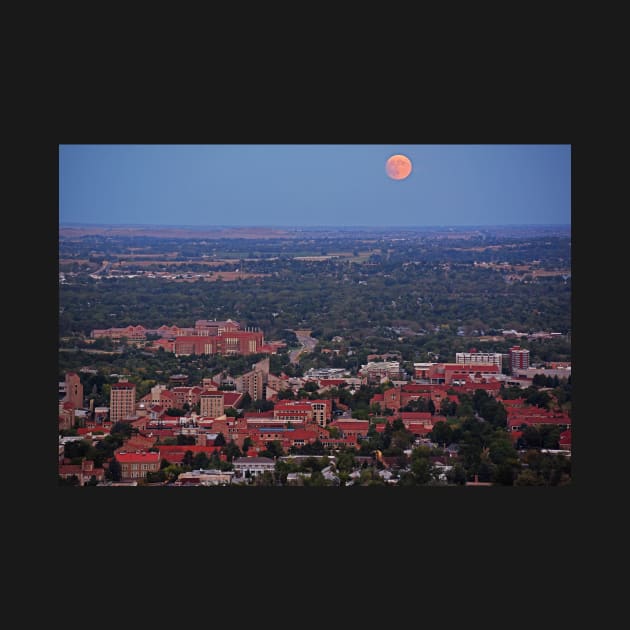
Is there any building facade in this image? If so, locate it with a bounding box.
[455,352,503,369]
[200,391,225,418]
[509,346,530,373]
[238,368,265,401]
[116,451,161,481]
[64,372,84,409]
[110,382,137,423]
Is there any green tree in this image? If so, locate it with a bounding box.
[430,421,453,447]
[59,474,80,486]
[162,464,184,483]
[260,440,284,459]
[446,463,467,485]
[335,450,357,473]
[182,450,195,469]
[255,470,275,486]
[411,455,434,485]
[514,470,545,486]
[223,440,242,461]
[214,432,226,446]
[193,451,210,470]
[106,457,122,482]
[240,393,253,410]
[494,464,515,485]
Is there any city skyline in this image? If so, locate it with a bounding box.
[59,144,571,228]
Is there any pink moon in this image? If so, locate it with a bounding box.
[386,154,412,180]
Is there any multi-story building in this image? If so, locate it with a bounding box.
[116,451,160,481]
[273,401,314,424]
[200,390,225,418]
[237,368,265,401]
[59,458,105,485]
[359,361,403,383]
[91,325,147,341]
[455,352,503,369]
[194,318,241,336]
[64,372,84,409]
[509,346,530,373]
[310,399,332,427]
[173,330,264,356]
[110,382,136,423]
[232,456,275,477]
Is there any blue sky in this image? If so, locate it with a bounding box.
[59,144,571,227]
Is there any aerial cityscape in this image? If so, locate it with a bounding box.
[58,144,571,486]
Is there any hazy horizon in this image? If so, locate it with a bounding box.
[60,221,570,228]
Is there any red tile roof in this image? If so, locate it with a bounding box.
[244,410,275,418]
[116,451,160,463]
[274,403,313,412]
[401,412,432,420]
[223,392,243,407]
[330,420,369,431]
[158,445,222,455]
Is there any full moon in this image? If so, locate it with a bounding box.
[386,154,412,180]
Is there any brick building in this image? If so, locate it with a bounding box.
[110,382,136,423]
[64,372,84,409]
[174,330,264,356]
[200,390,225,418]
[116,451,161,481]
[238,368,266,401]
[509,346,530,373]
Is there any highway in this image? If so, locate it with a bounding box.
[289,330,317,364]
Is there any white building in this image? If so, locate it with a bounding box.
[232,457,275,477]
[456,352,503,368]
[359,361,402,383]
[175,469,234,485]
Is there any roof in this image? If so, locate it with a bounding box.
[116,451,160,463]
[158,445,222,454]
[222,392,243,406]
[233,457,275,465]
[274,403,313,411]
[401,412,432,420]
[330,420,369,430]
[111,382,135,389]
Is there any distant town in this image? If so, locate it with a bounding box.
[59,225,571,486]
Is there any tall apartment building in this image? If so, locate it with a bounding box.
[237,369,266,401]
[311,400,332,427]
[200,391,225,418]
[509,346,530,373]
[110,382,137,423]
[456,352,503,369]
[64,372,84,409]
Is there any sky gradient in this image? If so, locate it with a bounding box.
[59,144,571,227]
